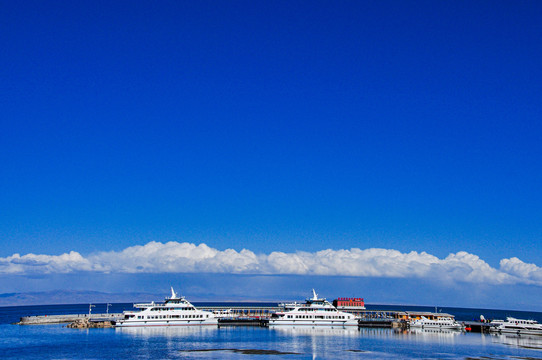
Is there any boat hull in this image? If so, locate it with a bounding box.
[116,319,218,327]
[410,324,463,330]
[269,319,358,327]
[490,328,542,336]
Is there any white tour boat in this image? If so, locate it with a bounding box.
[116,288,218,327]
[409,316,464,330]
[489,317,542,336]
[269,290,359,327]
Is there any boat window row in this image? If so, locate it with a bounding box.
[137,314,209,319]
[150,307,195,311]
[505,325,537,330]
[286,315,347,319]
[297,308,337,312]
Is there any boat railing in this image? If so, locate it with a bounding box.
[278,302,302,307]
[133,302,162,308]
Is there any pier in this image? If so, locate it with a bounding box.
[16,300,459,330]
[356,310,408,328]
[17,313,124,325]
[16,306,281,325]
[199,305,281,320]
[17,311,501,333]
[17,307,410,327]
[462,321,498,333]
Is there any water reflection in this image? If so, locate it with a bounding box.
[115,325,217,338]
[270,326,362,359]
[113,324,542,360]
[404,328,463,346]
[357,327,407,340]
[490,333,542,350]
[270,326,360,337]
[408,328,463,337]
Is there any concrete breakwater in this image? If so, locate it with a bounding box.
[17,313,123,325]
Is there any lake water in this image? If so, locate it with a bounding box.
[2,303,542,359]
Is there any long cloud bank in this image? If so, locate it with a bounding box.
[1,241,541,286]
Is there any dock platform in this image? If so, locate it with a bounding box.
[463,321,498,333]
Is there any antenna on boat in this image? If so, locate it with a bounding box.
[312,289,318,300]
[170,286,178,299]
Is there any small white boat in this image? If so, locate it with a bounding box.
[212,309,234,319]
[409,316,464,330]
[489,317,542,336]
[116,287,217,327]
[269,290,358,328]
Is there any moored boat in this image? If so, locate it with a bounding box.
[489,317,542,336]
[116,287,218,327]
[269,290,358,327]
[409,316,464,330]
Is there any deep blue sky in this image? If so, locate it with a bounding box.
[1,0,541,268]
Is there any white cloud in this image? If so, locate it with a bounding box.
[0,251,91,274]
[500,257,542,284]
[0,241,541,286]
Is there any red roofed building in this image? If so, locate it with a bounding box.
[333,297,366,313]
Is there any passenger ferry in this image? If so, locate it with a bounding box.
[269,290,359,327]
[116,288,218,327]
[489,317,542,336]
[409,316,464,330]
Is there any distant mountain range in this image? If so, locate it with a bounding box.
[0,290,282,306]
[0,290,163,306]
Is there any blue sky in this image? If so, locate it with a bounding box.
[1,1,542,308]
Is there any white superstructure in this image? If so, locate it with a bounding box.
[490,317,542,336]
[116,287,218,327]
[409,316,464,330]
[269,290,359,327]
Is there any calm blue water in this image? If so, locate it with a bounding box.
[2,303,542,359]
